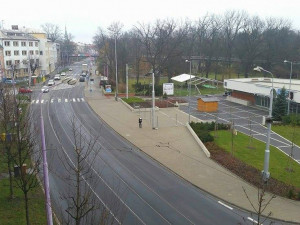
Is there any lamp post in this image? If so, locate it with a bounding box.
[114,35,118,101]
[283,60,300,114]
[151,72,156,129]
[253,66,274,182]
[185,60,192,123]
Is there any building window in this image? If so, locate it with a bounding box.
[35,42,38,47]
[4,41,10,46]
[40,51,43,55]
[5,51,11,56]
[224,82,227,87]
[21,41,26,47]
[29,42,33,47]
[15,60,20,65]
[22,50,27,56]
[24,68,28,73]
[29,50,34,55]
[13,41,19,47]
[14,50,19,56]
[35,50,39,55]
[6,60,12,66]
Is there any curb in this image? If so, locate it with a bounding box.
[186,122,211,158]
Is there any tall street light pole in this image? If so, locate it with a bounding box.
[185,60,192,123]
[284,60,300,115]
[152,72,156,129]
[253,66,274,182]
[114,35,118,101]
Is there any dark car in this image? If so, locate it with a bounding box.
[79,76,85,82]
[99,80,107,87]
[19,87,33,93]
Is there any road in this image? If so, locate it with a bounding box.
[179,95,300,164]
[30,63,289,225]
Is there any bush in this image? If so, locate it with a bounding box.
[282,114,300,125]
[122,97,145,104]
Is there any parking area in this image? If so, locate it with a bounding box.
[178,95,300,164]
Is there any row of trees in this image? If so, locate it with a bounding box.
[93,10,300,87]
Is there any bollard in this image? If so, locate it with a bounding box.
[176,114,178,126]
[157,116,159,128]
[14,165,20,177]
[139,118,142,128]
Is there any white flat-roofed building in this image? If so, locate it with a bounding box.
[0,26,40,78]
[224,77,300,114]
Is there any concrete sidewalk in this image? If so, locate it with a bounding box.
[84,76,300,224]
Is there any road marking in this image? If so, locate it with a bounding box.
[51,99,54,103]
[278,145,290,148]
[247,217,261,224]
[77,98,80,102]
[36,100,39,104]
[41,100,44,104]
[73,98,76,102]
[296,159,300,163]
[58,98,61,103]
[31,100,35,104]
[81,98,85,102]
[218,201,233,210]
[65,99,68,102]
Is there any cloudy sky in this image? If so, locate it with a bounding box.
[2,0,300,43]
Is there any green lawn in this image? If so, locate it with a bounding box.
[272,125,300,147]
[213,130,300,187]
[122,97,145,104]
[0,178,47,225]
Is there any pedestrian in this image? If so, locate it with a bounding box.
[139,118,142,128]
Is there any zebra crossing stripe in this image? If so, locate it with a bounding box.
[81,98,85,102]
[65,99,68,102]
[58,98,61,103]
[73,98,76,102]
[51,99,54,103]
[77,98,80,102]
[41,100,44,104]
[36,100,39,104]
[31,100,35,104]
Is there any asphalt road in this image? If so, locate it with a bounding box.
[30,63,290,225]
[179,95,300,164]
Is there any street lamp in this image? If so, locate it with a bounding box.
[283,60,300,114]
[185,60,192,123]
[253,66,274,182]
[114,35,118,101]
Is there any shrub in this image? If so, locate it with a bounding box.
[282,114,300,125]
[287,188,295,199]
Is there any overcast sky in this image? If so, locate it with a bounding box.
[2,0,300,43]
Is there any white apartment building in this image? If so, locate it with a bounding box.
[0,27,40,78]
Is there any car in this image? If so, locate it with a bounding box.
[99,80,107,87]
[19,87,32,93]
[54,74,61,80]
[48,79,55,86]
[41,86,49,93]
[62,76,72,83]
[68,78,77,85]
[68,68,72,71]
[79,76,85,82]
[61,72,66,76]
[81,72,87,77]
[4,79,16,84]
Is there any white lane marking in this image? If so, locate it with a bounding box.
[36,100,39,104]
[41,100,44,104]
[81,98,85,102]
[218,201,233,210]
[51,99,54,103]
[58,98,61,103]
[77,98,80,102]
[73,98,76,102]
[277,145,290,148]
[65,99,68,103]
[296,159,300,163]
[31,100,35,104]
[247,217,261,224]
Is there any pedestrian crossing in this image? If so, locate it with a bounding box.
[31,98,85,104]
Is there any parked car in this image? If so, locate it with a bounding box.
[79,76,85,82]
[4,79,16,84]
[48,79,55,86]
[41,86,49,93]
[54,74,61,80]
[68,68,72,71]
[68,78,77,85]
[61,72,66,76]
[19,87,32,93]
[62,76,72,83]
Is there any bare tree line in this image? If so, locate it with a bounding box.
[92,10,300,89]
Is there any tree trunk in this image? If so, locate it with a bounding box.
[7,151,14,199]
[24,191,30,225]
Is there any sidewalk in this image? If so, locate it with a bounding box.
[84,76,300,223]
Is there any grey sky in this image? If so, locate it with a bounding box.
[2,0,300,43]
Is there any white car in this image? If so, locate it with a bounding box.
[68,68,72,71]
[61,72,66,76]
[62,76,72,83]
[54,74,61,80]
[41,86,49,93]
[68,78,77,85]
[48,79,55,86]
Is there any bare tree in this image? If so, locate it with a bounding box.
[41,23,62,42]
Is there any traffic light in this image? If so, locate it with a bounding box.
[290,92,294,100]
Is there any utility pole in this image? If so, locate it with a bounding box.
[152,72,156,129]
[114,36,118,101]
[126,64,128,99]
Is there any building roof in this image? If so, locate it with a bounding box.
[199,97,219,102]
[0,29,38,41]
[171,74,196,83]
